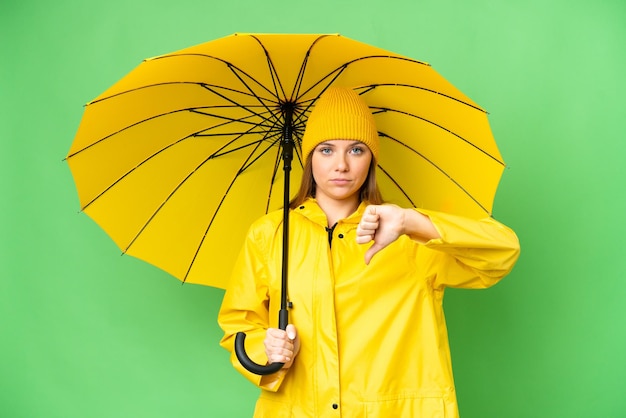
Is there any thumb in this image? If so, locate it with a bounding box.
[364,242,384,265]
[286,324,297,340]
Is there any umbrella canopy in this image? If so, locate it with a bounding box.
[67,33,505,289]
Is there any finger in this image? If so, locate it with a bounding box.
[356,234,374,244]
[361,213,379,227]
[268,352,291,364]
[358,219,378,231]
[265,341,294,357]
[270,336,294,348]
[365,205,378,216]
[286,324,297,340]
[265,329,292,348]
[270,344,294,355]
[266,327,283,338]
[356,226,376,237]
[270,328,295,341]
[357,221,378,238]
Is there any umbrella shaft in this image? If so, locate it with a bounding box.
[280,104,294,312]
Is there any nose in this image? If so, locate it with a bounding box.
[335,153,348,171]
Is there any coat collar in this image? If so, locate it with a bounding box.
[293,198,367,228]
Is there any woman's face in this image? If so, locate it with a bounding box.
[311,140,372,206]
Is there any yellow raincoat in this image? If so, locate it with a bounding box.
[219,198,520,417]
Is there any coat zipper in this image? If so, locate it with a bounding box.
[325,223,338,247]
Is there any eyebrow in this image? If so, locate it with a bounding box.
[317,140,364,147]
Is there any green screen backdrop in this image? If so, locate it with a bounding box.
[2,0,625,417]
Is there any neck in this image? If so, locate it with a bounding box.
[315,195,360,227]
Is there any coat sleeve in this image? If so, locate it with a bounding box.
[414,209,520,290]
[217,219,288,391]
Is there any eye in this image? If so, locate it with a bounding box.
[318,147,332,155]
[350,146,364,155]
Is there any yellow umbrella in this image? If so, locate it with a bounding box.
[67,32,506,375]
[67,33,504,290]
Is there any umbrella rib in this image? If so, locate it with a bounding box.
[207,133,281,160]
[290,34,333,101]
[199,83,280,106]
[198,83,281,126]
[68,105,272,159]
[376,164,416,208]
[265,134,286,214]
[157,53,281,100]
[86,61,284,135]
[249,35,288,102]
[223,64,283,125]
[88,81,281,124]
[358,83,486,113]
[292,55,419,101]
[291,47,310,101]
[379,132,492,215]
[239,123,284,172]
[293,54,483,112]
[192,101,280,136]
[191,108,276,133]
[247,34,337,157]
[294,64,348,102]
[91,50,286,105]
[374,108,505,165]
[142,52,284,120]
[290,65,349,134]
[122,126,274,263]
[80,123,271,212]
[86,81,254,105]
[182,133,280,282]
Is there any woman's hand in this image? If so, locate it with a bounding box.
[264,324,300,369]
[356,204,405,264]
[357,205,440,264]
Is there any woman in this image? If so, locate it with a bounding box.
[218,87,520,417]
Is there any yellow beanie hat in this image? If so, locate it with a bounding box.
[301,87,379,161]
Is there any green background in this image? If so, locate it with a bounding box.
[2,0,625,417]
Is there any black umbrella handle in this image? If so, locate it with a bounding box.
[234,308,289,375]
